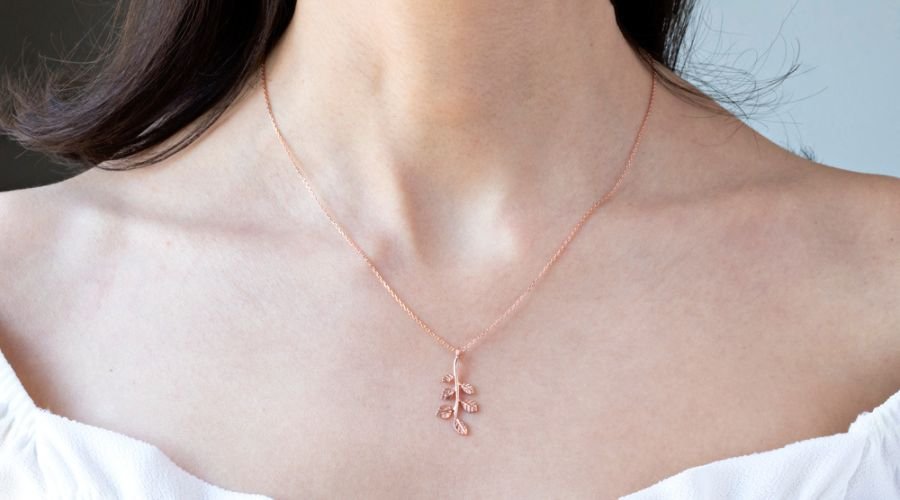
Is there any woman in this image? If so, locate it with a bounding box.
[0,1,898,498]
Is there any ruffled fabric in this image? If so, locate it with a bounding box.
[622,389,900,499]
[2,345,898,499]
[0,348,272,499]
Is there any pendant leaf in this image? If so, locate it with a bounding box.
[459,383,475,395]
[460,399,479,413]
[453,417,469,436]
[441,373,454,384]
[441,387,456,400]
[436,405,454,419]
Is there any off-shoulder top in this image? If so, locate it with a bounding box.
[1,347,898,499]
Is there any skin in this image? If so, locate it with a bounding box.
[1,1,899,498]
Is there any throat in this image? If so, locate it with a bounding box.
[255,0,659,263]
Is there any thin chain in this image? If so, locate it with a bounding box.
[260,60,657,355]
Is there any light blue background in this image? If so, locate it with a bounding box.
[687,1,899,178]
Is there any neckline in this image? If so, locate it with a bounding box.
[622,389,899,497]
[1,346,896,499]
[0,347,271,498]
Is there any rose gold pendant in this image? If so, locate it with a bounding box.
[436,349,479,435]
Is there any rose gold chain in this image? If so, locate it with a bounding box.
[260,60,656,355]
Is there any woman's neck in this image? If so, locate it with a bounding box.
[252,1,659,265]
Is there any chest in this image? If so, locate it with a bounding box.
[8,210,883,498]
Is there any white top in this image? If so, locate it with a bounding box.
[1,346,898,499]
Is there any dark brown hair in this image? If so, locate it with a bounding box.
[0,0,763,174]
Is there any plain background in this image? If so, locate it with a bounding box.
[1,0,898,191]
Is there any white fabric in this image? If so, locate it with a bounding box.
[621,388,900,499]
[1,346,898,499]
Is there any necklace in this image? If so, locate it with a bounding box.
[260,60,657,436]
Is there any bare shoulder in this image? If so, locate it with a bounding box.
[0,177,76,273]
[675,145,900,408]
[0,169,109,251]
[777,158,900,297]
[788,160,900,276]
[780,160,900,400]
[0,170,117,335]
[801,162,900,324]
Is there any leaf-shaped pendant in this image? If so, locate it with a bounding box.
[436,405,454,419]
[453,417,469,436]
[460,399,479,413]
[436,350,478,436]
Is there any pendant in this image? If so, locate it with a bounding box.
[436,349,479,436]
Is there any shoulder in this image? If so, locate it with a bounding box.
[0,170,117,336]
[796,159,900,221]
[776,161,900,406]
[0,178,74,276]
[796,163,900,332]
[784,161,900,282]
[0,168,113,253]
[676,146,900,408]
[694,145,900,277]
[764,158,900,311]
